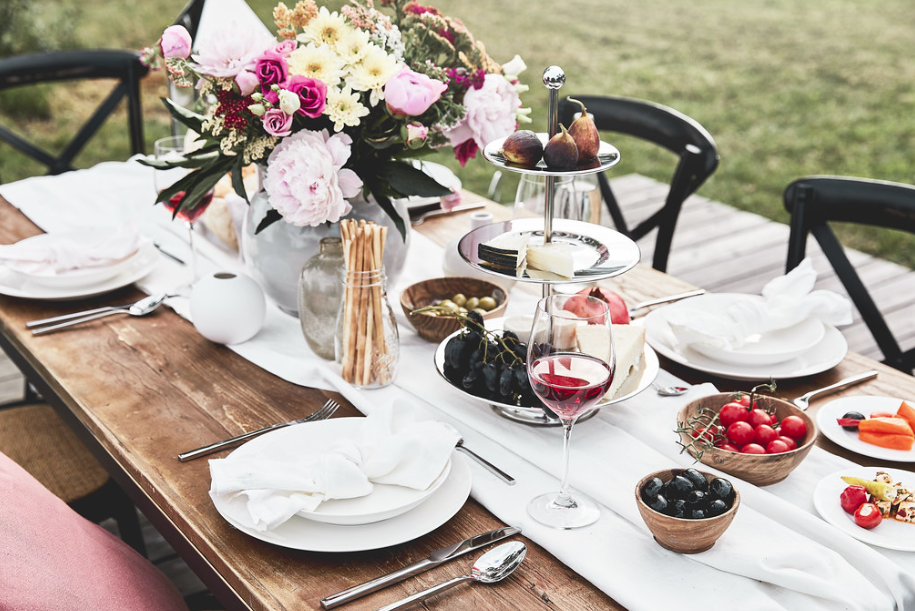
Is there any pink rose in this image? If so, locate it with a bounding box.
[384,66,447,117]
[444,74,520,152]
[160,25,192,60]
[284,75,327,118]
[264,130,363,227]
[255,50,289,90]
[273,39,297,58]
[404,121,428,148]
[262,108,293,137]
[235,70,259,96]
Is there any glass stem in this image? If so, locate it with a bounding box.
[555,419,576,509]
[187,221,198,285]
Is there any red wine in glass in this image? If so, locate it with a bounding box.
[161,190,214,223]
[529,353,613,420]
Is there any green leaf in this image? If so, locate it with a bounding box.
[255,208,283,234]
[161,97,205,133]
[231,158,250,203]
[375,160,453,198]
[363,177,407,242]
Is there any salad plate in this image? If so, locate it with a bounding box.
[482,134,620,177]
[813,466,915,551]
[816,396,915,462]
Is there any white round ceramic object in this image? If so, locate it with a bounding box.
[190,271,266,344]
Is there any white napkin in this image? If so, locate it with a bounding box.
[666,258,853,350]
[208,404,459,531]
[0,225,140,275]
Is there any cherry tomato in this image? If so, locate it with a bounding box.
[727,421,755,446]
[853,502,883,529]
[737,394,751,407]
[754,424,778,447]
[777,435,798,451]
[766,439,790,454]
[780,415,808,441]
[840,485,868,515]
[719,443,740,452]
[748,408,774,428]
[719,402,750,428]
[741,443,766,454]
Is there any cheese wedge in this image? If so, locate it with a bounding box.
[525,242,575,279]
[574,323,646,400]
[478,233,529,272]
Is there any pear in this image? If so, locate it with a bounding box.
[501,130,543,167]
[566,98,600,161]
[543,124,579,170]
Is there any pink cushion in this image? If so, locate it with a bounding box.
[0,451,189,611]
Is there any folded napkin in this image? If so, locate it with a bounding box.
[0,225,141,276]
[208,404,459,531]
[666,258,852,350]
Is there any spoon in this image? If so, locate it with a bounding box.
[29,293,171,335]
[374,541,526,611]
[653,382,691,397]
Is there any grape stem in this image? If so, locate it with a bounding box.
[410,305,523,366]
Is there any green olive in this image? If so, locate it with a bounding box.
[465,297,480,310]
[478,296,498,311]
[452,293,467,307]
[439,299,459,312]
[472,308,487,317]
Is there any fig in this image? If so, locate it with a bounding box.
[543,124,579,170]
[500,130,543,167]
[566,97,601,160]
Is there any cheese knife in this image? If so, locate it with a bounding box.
[320,526,522,609]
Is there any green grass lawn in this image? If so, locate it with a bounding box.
[2,0,914,268]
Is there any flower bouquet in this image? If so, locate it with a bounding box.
[141,0,529,240]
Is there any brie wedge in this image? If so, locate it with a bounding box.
[525,242,575,279]
[575,323,646,400]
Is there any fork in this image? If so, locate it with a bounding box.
[177,399,340,462]
[791,370,878,411]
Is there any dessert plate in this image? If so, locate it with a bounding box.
[816,396,915,462]
[217,418,452,526]
[643,306,847,381]
[458,218,641,285]
[482,134,621,177]
[813,466,915,551]
[0,240,159,301]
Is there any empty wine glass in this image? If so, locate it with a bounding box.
[526,293,615,528]
[153,135,214,285]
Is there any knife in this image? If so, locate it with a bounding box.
[320,526,522,609]
[627,289,706,318]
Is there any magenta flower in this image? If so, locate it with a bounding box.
[284,75,327,119]
[159,25,192,60]
[262,108,293,137]
[384,66,447,117]
[255,50,289,90]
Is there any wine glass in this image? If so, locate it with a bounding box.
[153,135,215,285]
[526,293,615,528]
[512,174,573,219]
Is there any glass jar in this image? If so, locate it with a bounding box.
[298,237,344,359]
[334,267,399,388]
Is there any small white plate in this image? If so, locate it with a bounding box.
[644,305,847,381]
[813,466,915,551]
[212,451,472,553]
[0,240,158,301]
[816,396,915,462]
[222,418,452,526]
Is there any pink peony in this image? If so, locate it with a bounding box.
[284,75,327,118]
[160,25,192,60]
[262,108,293,137]
[255,50,288,89]
[264,130,363,227]
[384,66,447,117]
[273,39,297,58]
[192,24,275,78]
[235,70,259,96]
[444,73,519,153]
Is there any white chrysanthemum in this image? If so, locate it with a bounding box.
[336,27,372,66]
[288,44,346,88]
[298,6,348,50]
[346,45,399,106]
[324,87,370,132]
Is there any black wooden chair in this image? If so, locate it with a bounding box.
[0,49,148,182]
[558,95,719,272]
[784,176,915,373]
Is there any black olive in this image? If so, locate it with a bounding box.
[841,411,866,431]
[707,499,729,517]
[689,508,707,520]
[647,494,668,513]
[665,499,687,518]
[663,475,695,501]
[641,477,664,502]
[685,490,708,512]
[708,477,735,505]
[681,468,708,492]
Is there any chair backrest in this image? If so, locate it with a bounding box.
[784,176,915,373]
[558,95,719,272]
[173,0,206,40]
[0,49,148,182]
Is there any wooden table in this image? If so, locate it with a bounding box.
[0,191,912,611]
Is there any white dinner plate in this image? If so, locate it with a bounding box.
[218,418,452,526]
[0,240,159,301]
[643,304,848,381]
[816,396,915,462]
[813,466,915,551]
[212,450,472,553]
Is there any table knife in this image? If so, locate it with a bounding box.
[320,526,521,609]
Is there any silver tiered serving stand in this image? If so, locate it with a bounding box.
[448,66,653,425]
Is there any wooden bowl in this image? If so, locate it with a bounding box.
[400,277,508,343]
[635,468,740,554]
[677,393,818,486]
